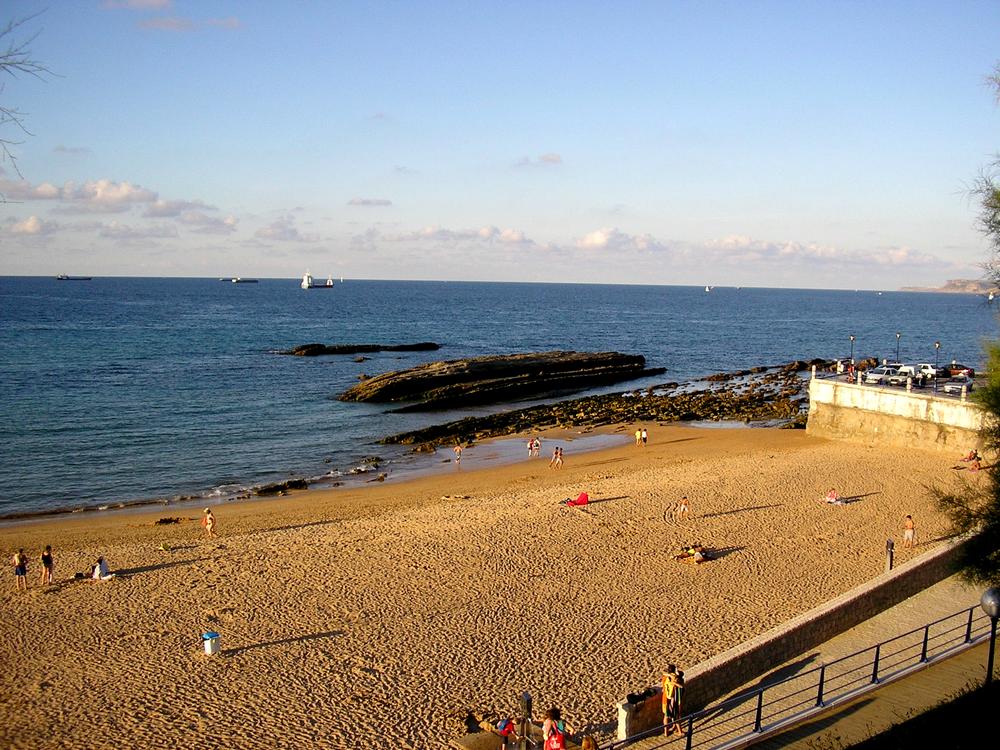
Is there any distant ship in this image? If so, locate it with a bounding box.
[301,272,335,289]
[230,277,259,284]
[56,274,92,281]
[705,285,712,292]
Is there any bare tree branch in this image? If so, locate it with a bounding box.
[0,11,54,182]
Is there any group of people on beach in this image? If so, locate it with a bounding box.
[11,546,119,590]
[548,447,564,469]
[495,706,584,750]
[11,546,53,591]
[526,437,542,457]
[634,427,648,447]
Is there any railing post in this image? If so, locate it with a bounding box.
[754,689,764,732]
[967,607,975,643]
[816,664,826,706]
[685,715,694,750]
[921,625,930,662]
[871,644,881,684]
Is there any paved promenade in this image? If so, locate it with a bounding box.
[719,574,991,749]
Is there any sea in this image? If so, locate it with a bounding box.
[1,276,997,520]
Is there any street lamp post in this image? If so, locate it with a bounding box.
[934,341,941,391]
[850,335,855,364]
[981,588,1000,685]
[895,332,901,363]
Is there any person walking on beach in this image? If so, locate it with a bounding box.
[202,508,216,538]
[532,437,541,457]
[635,428,642,447]
[554,447,564,469]
[453,443,463,463]
[39,545,54,585]
[527,439,534,458]
[12,548,28,591]
[903,514,915,548]
[641,428,648,447]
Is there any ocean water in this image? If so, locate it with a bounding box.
[1,276,996,518]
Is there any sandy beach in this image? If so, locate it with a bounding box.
[0,425,974,749]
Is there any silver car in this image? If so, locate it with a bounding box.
[942,376,974,394]
[864,366,897,384]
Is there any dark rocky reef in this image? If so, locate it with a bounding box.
[281,342,440,356]
[380,360,831,447]
[339,351,666,410]
[255,478,309,496]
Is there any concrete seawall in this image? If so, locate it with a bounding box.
[805,378,986,451]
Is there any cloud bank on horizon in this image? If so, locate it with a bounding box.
[0,1,996,288]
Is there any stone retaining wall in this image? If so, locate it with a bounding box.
[805,378,985,451]
[615,539,967,741]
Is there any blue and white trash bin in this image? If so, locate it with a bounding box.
[202,631,221,656]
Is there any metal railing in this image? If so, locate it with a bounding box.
[605,604,992,750]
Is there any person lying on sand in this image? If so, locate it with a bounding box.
[821,489,845,505]
[673,544,711,563]
[961,449,981,462]
[562,492,589,507]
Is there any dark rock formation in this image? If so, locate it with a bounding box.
[255,478,308,496]
[380,360,829,446]
[281,342,440,356]
[339,351,666,410]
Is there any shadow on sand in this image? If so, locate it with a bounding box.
[701,504,782,519]
[117,557,211,578]
[223,630,344,657]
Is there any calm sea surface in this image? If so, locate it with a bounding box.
[1,277,997,517]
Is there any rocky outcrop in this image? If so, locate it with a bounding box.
[255,478,308,496]
[281,342,440,356]
[339,351,666,410]
[380,360,830,446]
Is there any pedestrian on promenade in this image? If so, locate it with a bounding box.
[542,707,573,750]
[903,514,915,548]
[661,664,676,734]
[669,670,685,735]
[12,548,28,591]
[39,545,54,585]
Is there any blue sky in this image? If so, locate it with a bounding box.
[1,0,998,288]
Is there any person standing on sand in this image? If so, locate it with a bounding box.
[202,508,216,538]
[678,495,690,520]
[635,428,642,447]
[532,437,541,457]
[453,444,463,463]
[12,548,28,591]
[641,428,648,446]
[39,545,54,585]
[903,514,915,548]
[555,447,564,468]
[527,439,534,458]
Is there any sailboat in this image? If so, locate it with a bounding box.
[704,285,712,292]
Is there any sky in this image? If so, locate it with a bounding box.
[0,0,998,288]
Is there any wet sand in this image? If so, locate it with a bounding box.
[0,425,970,749]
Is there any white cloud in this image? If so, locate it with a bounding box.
[254,215,316,242]
[389,224,535,246]
[515,153,563,167]
[57,179,158,213]
[8,216,59,236]
[99,221,178,239]
[179,211,238,234]
[347,198,393,207]
[143,198,215,217]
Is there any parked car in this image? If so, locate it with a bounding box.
[864,366,898,385]
[916,363,939,379]
[942,375,975,394]
[943,362,975,377]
